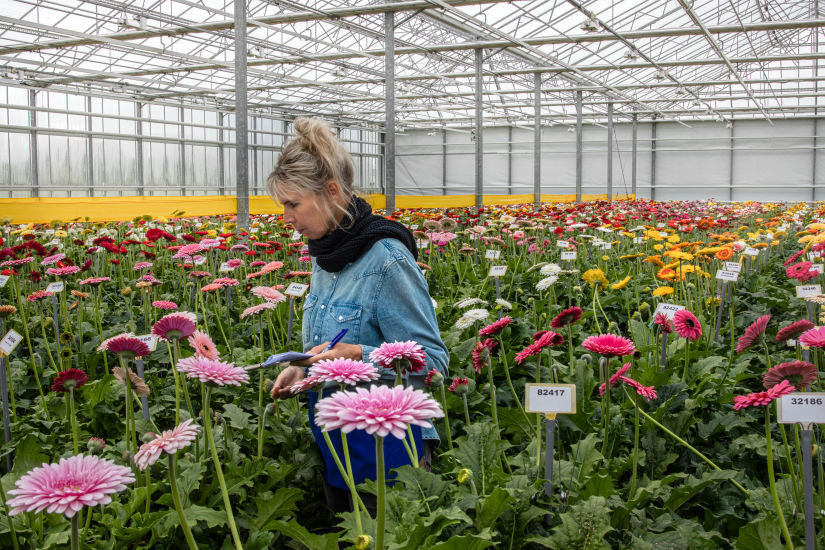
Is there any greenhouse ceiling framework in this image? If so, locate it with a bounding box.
[0,0,823,130]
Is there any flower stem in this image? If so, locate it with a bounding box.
[628,391,639,500]
[497,335,530,426]
[167,341,181,425]
[202,385,244,550]
[462,394,471,426]
[340,432,363,535]
[375,435,386,550]
[486,354,499,431]
[168,454,199,550]
[71,514,79,550]
[682,340,690,381]
[68,388,78,455]
[766,407,794,550]
[438,385,453,451]
[0,470,20,550]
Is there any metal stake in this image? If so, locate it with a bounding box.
[0,355,11,472]
[134,358,150,421]
[286,297,295,344]
[659,332,668,371]
[544,414,556,525]
[801,426,815,550]
[714,281,727,344]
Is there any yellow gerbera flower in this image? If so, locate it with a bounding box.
[652,286,674,297]
[582,268,609,288]
[611,276,631,290]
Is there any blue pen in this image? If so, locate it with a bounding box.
[322,328,348,353]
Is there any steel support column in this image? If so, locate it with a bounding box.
[607,102,613,201]
[87,95,95,197]
[507,125,513,195]
[631,112,637,198]
[475,48,483,211]
[179,103,185,195]
[442,128,447,195]
[29,89,38,197]
[218,112,225,195]
[135,102,143,196]
[730,121,735,202]
[534,71,541,206]
[651,117,657,201]
[575,90,582,202]
[234,0,250,229]
[384,8,396,213]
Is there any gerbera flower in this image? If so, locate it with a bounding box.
[539,263,562,276]
[289,375,324,394]
[448,377,469,394]
[308,358,379,386]
[240,302,276,319]
[424,369,444,387]
[652,286,674,297]
[736,314,771,353]
[172,243,204,259]
[536,275,558,291]
[315,385,443,440]
[27,290,53,302]
[176,356,249,386]
[653,313,673,333]
[610,276,631,290]
[51,368,88,392]
[152,311,197,341]
[472,338,498,373]
[133,262,153,270]
[151,300,178,311]
[97,333,151,358]
[776,319,815,343]
[7,454,135,518]
[188,330,219,360]
[550,306,583,328]
[733,379,795,410]
[112,367,150,396]
[40,253,66,266]
[212,277,239,287]
[369,341,427,374]
[621,377,658,401]
[798,326,825,348]
[250,286,286,303]
[78,276,111,286]
[785,261,812,280]
[582,268,609,288]
[672,310,702,341]
[134,419,200,470]
[478,316,512,337]
[515,330,564,364]
[46,266,81,277]
[763,361,818,390]
[599,363,630,395]
[581,334,636,357]
[453,297,488,309]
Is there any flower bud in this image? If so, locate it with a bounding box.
[580,353,592,365]
[354,535,372,550]
[141,432,157,444]
[264,379,274,393]
[121,286,132,296]
[424,369,444,387]
[265,403,276,416]
[87,437,106,455]
[457,468,472,484]
[639,302,650,311]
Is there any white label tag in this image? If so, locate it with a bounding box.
[743,247,760,256]
[0,329,23,357]
[561,251,577,261]
[659,232,668,238]
[557,240,570,249]
[135,334,158,352]
[193,256,206,265]
[778,393,825,426]
[596,242,612,250]
[787,339,797,347]
[596,227,613,233]
[811,264,824,275]
[766,232,774,240]
[724,262,742,273]
[656,223,665,228]
[46,239,59,247]
[284,283,309,297]
[290,230,301,241]
[631,226,646,232]
[0,275,8,288]
[46,281,64,293]
[633,237,644,244]
[410,224,419,230]
[525,383,576,414]
[485,250,500,260]
[808,252,820,261]
[652,302,685,320]
[796,285,822,298]
[716,270,740,282]
[416,239,429,249]
[489,265,507,278]
[219,262,234,273]
[734,240,747,249]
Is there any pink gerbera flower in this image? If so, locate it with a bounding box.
[133,261,153,271]
[472,338,498,373]
[27,290,53,302]
[369,341,427,374]
[314,385,444,440]
[46,266,81,277]
[152,311,197,341]
[7,454,134,518]
[261,261,284,273]
[733,379,795,410]
[188,330,219,360]
[97,333,151,358]
[776,319,815,343]
[79,276,110,286]
[550,306,583,328]
[152,300,178,311]
[653,313,673,334]
[240,302,277,319]
[478,316,513,337]
[40,253,66,266]
[212,277,239,287]
[672,310,702,341]
[786,261,813,281]
[515,330,565,364]
[290,375,324,394]
[621,377,658,401]
[763,361,818,390]
[134,419,200,470]
[736,314,771,353]
[250,286,287,303]
[599,363,630,395]
[799,326,825,348]
[581,334,636,357]
[176,356,249,386]
[308,358,379,386]
[173,243,204,259]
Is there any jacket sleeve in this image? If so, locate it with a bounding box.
[361,251,449,383]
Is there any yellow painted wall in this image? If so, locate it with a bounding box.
[0,193,634,223]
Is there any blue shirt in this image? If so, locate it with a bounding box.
[302,237,449,489]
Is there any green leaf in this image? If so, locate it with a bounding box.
[428,533,495,550]
[177,460,206,503]
[223,403,252,433]
[570,433,604,484]
[450,422,510,495]
[392,465,447,508]
[251,487,304,531]
[529,496,612,550]
[736,518,784,550]
[180,504,228,528]
[390,507,471,550]
[664,470,736,512]
[12,434,48,475]
[268,519,340,550]
[475,487,513,530]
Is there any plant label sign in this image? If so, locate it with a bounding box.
[810,264,824,275]
[135,334,158,352]
[777,393,825,426]
[723,262,742,273]
[525,383,576,414]
[807,252,821,261]
[410,224,419,230]
[659,231,668,238]
[218,262,234,273]
[46,281,64,293]
[0,329,22,357]
[488,265,507,278]
[557,240,570,249]
[595,242,612,250]
[596,227,613,233]
[743,247,760,256]
[561,251,577,261]
[652,303,685,320]
[193,256,207,266]
[716,270,739,283]
[416,239,429,249]
[633,237,644,244]
[485,249,501,260]
[0,275,8,288]
[796,285,822,298]
[284,283,308,298]
[291,230,301,241]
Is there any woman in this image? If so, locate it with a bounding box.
[268,118,448,513]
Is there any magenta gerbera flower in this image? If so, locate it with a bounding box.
[308,358,379,386]
[599,363,630,395]
[7,454,135,518]
[799,326,825,348]
[315,385,443,440]
[621,377,658,401]
[478,316,513,337]
[40,253,66,266]
[134,419,200,470]
[448,377,469,394]
[369,341,427,374]
[733,379,795,410]
[515,330,564,364]
[472,338,498,373]
[776,319,815,343]
[786,261,813,281]
[581,334,636,357]
[46,266,81,277]
[97,333,151,358]
[173,243,203,259]
[763,361,818,390]
[550,306,583,329]
[176,356,249,386]
[736,314,771,353]
[672,310,702,341]
[51,368,88,393]
[152,311,197,341]
[188,330,219,361]
[152,300,178,311]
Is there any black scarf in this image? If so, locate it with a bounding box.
[307,197,417,272]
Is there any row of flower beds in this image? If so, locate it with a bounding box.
[0,198,823,549]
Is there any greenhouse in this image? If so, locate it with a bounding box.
[0,0,825,549]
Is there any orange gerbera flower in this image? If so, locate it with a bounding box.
[644,255,665,268]
[656,267,676,280]
[715,248,734,261]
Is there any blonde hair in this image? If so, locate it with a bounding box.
[267,118,356,227]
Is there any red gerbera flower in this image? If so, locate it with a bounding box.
[52,368,89,392]
[478,316,513,337]
[776,319,815,343]
[550,306,583,329]
[472,338,498,373]
[515,330,564,364]
[736,314,771,353]
[763,360,818,390]
[653,313,673,334]
[733,379,795,410]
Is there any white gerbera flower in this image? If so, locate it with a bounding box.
[495,299,513,310]
[463,308,490,321]
[536,275,558,291]
[454,316,474,330]
[540,263,562,276]
[454,297,488,309]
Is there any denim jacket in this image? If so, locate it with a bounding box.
[301,238,449,489]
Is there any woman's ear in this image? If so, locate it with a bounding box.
[325,179,340,200]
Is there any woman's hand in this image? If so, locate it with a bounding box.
[270,366,305,399]
[293,342,363,366]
